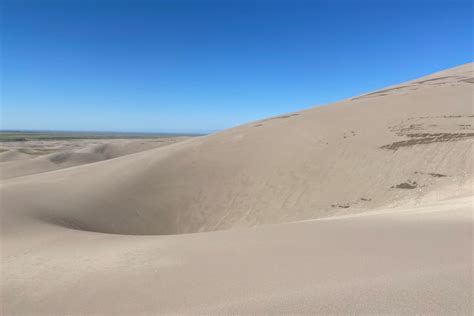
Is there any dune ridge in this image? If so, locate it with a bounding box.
[2,63,472,236]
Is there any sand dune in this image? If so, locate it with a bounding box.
[2,63,472,235]
[0,150,33,163]
[1,63,473,314]
[0,137,189,179]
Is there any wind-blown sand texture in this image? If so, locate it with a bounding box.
[1,63,473,314]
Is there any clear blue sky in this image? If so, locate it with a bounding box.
[1,0,472,133]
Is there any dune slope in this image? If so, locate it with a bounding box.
[1,63,473,235]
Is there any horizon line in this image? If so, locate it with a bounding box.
[0,129,211,136]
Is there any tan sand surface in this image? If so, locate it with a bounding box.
[2,196,472,314]
[0,137,190,179]
[1,63,473,314]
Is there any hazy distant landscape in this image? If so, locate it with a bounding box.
[0,130,202,142]
[0,130,199,159]
[0,131,196,178]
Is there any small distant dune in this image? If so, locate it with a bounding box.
[0,149,35,162]
[0,137,190,179]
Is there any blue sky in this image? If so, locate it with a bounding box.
[1,0,472,133]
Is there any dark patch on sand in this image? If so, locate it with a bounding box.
[461,77,474,84]
[380,132,474,150]
[413,76,460,84]
[414,171,447,178]
[392,180,417,189]
[331,203,350,208]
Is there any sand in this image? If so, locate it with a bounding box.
[0,137,190,179]
[1,63,473,314]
